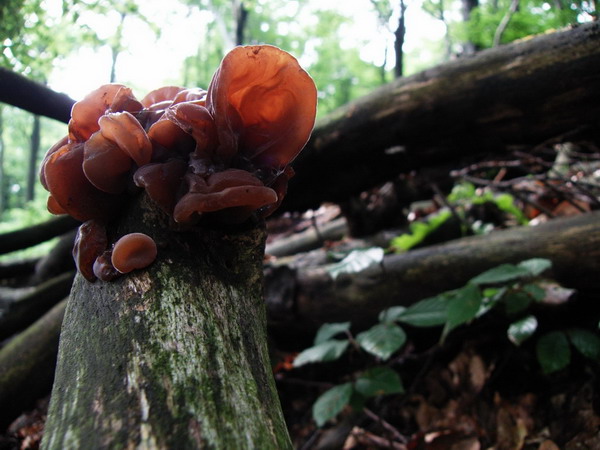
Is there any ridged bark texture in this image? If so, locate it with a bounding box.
[42,195,292,449]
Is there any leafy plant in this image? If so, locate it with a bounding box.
[293,257,600,427]
[390,209,452,252]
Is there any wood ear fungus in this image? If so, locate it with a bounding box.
[111,233,157,274]
[41,45,316,282]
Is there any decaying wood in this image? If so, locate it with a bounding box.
[0,271,74,341]
[265,211,600,334]
[29,230,77,284]
[0,258,38,282]
[266,217,348,257]
[0,299,66,429]
[282,22,600,213]
[0,67,74,123]
[0,215,79,256]
[42,195,292,449]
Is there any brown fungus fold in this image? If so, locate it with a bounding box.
[206,45,317,169]
[111,233,157,274]
[72,220,108,282]
[40,45,317,282]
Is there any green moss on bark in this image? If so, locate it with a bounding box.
[42,195,292,449]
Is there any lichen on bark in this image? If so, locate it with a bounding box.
[42,194,292,449]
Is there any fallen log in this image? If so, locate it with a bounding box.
[282,22,600,213]
[0,67,74,123]
[0,271,74,341]
[0,216,79,256]
[265,211,600,334]
[0,299,66,429]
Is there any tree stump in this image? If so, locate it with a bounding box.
[42,194,292,449]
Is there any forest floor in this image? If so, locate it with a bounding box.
[2,139,600,449]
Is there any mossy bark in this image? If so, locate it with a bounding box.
[42,195,292,449]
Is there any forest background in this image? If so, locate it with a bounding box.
[1,0,599,447]
[0,0,594,246]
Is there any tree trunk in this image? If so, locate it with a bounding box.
[42,195,292,449]
[282,21,600,214]
[393,0,406,78]
[0,106,5,214]
[26,114,41,202]
[234,0,249,46]
[460,0,479,54]
[266,211,600,335]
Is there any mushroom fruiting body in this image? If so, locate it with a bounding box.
[40,45,317,282]
[111,233,158,274]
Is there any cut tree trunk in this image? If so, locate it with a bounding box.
[42,195,292,449]
[265,211,600,334]
[282,21,600,213]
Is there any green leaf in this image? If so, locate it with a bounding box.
[396,295,449,327]
[567,328,600,361]
[354,366,404,397]
[517,258,552,277]
[378,306,406,323]
[390,210,452,252]
[469,264,531,285]
[494,193,529,225]
[522,283,547,302]
[443,283,482,339]
[508,315,538,346]
[314,322,351,345]
[502,291,532,315]
[356,323,406,360]
[536,331,571,374]
[312,382,353,427]
[448,182,476,202]
[294,339,350,367]
[326,247,384,280]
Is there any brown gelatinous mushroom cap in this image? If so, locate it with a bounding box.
[42,142,122,221]
[111,233,158,274]
[207,45,317,169]
[72,220,108,282]
[82,131,133,194]
[98,111,153,166]
[69,84,128,142]
[141,86,185,108]
[173,169,277,224]
[133,160,188,214]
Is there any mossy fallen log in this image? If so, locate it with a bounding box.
[266,211,600,334]
[0,298,66,429]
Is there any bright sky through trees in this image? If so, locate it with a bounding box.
[46,0,445,101]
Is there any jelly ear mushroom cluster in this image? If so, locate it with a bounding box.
[41,45,317,282]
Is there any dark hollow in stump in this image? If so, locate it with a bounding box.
[42,194,292,449]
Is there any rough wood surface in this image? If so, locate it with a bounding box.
[266,211,600,334]
[42,195,292,449]
[282,22,600,213]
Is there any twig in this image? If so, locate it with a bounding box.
[363,407,407,444]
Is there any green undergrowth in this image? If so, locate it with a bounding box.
[292,258,600,427]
